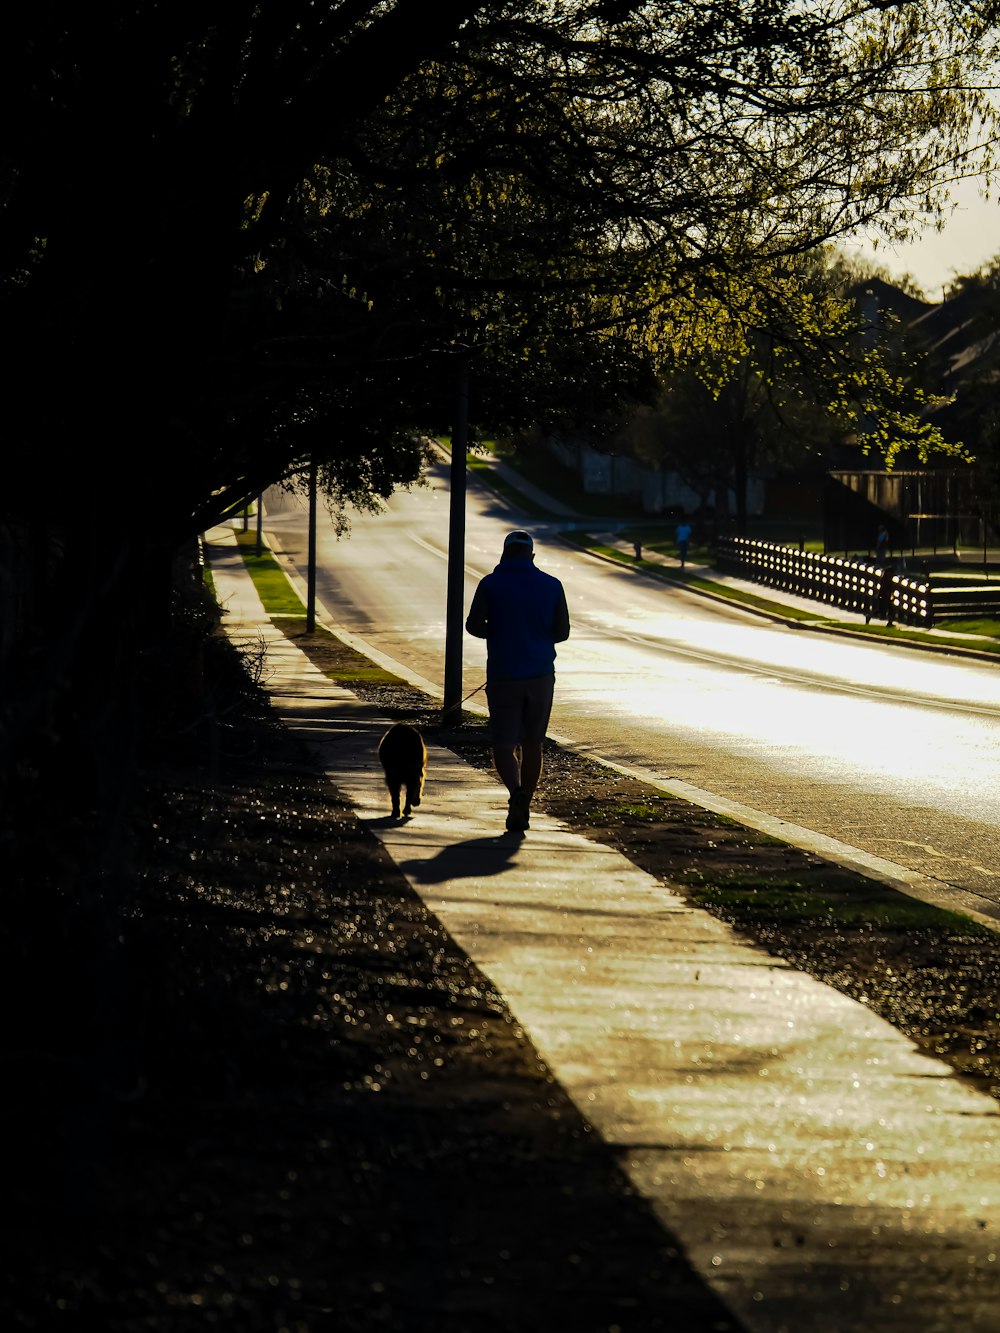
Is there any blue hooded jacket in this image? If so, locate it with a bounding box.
[466,555,570,681]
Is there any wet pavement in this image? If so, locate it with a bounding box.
[206,524,999,1333]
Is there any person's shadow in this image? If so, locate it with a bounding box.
[396,832,525,884]
[367,814,414,830]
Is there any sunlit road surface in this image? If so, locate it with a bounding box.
[262,461,1000,917]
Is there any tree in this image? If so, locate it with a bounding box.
[2,1,997,862]
[4,4,995,521]
[611,249,965,531]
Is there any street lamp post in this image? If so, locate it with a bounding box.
[306,456,317,633]
[442,362,469,724]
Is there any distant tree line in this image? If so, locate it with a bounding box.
[581,248,978,532]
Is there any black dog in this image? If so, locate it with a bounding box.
[377,723,427,819]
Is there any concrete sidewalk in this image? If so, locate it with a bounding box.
[206,526,999,1333]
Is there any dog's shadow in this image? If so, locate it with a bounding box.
[396,832,525,885]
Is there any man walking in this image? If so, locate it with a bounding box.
[466,530,571,831]
[676,519,692,568]
[875,523,890,564]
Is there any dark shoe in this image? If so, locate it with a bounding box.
[506,788,531,831]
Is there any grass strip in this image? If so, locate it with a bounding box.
[466,456,555,518]
[827,621,1000,652]
[274,620,408,690]
[927,616,1000,638]
[233,530,307,616]
[682,871,990,934]
[231,531,412,691]
[463,439,644,520]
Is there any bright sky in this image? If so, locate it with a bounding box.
[843,177,1000,303]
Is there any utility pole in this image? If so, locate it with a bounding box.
[442,362,469,724]
[306,456,317,633]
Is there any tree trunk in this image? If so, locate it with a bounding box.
[734,426,749,537]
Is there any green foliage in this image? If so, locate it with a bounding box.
[609,250,972,529]
[4,2,997,542]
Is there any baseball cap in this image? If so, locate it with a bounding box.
[503,530,534,553]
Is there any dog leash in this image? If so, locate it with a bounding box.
[440,681,487,725]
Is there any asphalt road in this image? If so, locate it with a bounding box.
[261,461,1000,916]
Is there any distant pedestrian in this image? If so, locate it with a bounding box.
[466,531,571,832]
[867,560,896,626]
[676,520,692,568]
[633,540,643,561]
[875,524,890,564]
